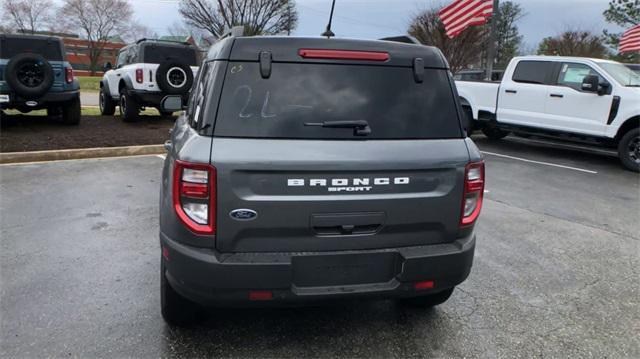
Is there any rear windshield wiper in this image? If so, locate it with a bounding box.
[304,120,371,136]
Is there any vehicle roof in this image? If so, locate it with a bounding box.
[136,38,197,48]
[512,55,621,65]
[207,36,449,69]
[0,33,62,43]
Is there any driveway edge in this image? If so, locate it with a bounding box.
[0,144,165,164]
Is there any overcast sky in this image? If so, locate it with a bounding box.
[70,0,625,51]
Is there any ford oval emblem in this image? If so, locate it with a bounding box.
[229,209,258,221]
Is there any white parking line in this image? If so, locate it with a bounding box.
[481,151,598,174]
[156,155,166,159]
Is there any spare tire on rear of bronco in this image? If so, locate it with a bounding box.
[155,61,194,95]
[5,53,54,99]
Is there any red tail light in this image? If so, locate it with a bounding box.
[298,49,389,61]
[65,67,74,84]
[173,160,216,234]
[460,161,485,227]
[135,68,143,83]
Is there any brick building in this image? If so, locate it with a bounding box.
[62,35,125,76]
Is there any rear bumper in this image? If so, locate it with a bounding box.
[160,232,475,307]
[128,90,187,107]
[0,90,79,109]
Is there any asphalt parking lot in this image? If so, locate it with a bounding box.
[1,135,638,358]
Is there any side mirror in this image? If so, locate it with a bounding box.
[581,75,599,93]
[160,95,183,112]
[103,62,113,71]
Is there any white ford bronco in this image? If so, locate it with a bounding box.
[99,38,199,122]
[457,56,640,172]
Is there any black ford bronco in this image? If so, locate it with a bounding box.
[0,34,81,124]
[158,34,484,326]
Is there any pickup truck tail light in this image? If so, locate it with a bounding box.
[460,161,485,227]
[135,68,143,83]
[65,67,74,84]
[173,160,216,235]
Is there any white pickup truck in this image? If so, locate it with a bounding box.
[456,56,640,172]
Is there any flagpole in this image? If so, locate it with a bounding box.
[485,0,499,81]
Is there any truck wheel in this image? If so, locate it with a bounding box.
[398,288,454,308]
[61,98,81,125]
[119,89,139,122]
[5,53,54,99]
[99,87,116,116]
[481,123,510,140]
[160,261,201,327]
[462,106,474,135]
[618,128,640,172]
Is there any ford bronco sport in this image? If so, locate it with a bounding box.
[0,34,81,125]
[100,38,199,122]
[158,35,484,326]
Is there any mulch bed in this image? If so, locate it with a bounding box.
[1,114,175,152]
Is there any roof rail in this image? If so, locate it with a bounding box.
[218,26,244,40]
[378,35,420,45]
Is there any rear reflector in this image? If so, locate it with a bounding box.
[298,49,389,61]
[162,246,170,261]
[249,291,273,301]
[173,160,216,234]
[414,280,434,290]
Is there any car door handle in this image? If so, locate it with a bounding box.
[550,93,564,98]
[505,89,517,94]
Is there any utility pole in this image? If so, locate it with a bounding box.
[485,0,499,81]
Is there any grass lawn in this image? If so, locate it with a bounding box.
[77,76,101,93]
[5,107,161,116]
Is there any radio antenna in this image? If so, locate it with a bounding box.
[321,0,336,38]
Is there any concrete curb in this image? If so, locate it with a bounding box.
[0,144,165,164]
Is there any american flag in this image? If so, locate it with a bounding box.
[619,24,640,53]
[439,0,494,38]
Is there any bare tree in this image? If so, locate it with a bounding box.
[122,23,154,43]
[2,0,55,34]
[408,7,487,73]
[178,0,298,38]
[537,30,609,58]
[59,0,132,75]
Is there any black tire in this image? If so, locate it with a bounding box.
[398,288,455,308]
[156,61,194,95]
[99,87,116,116]
[161,261,201,327]
[5,53,54,99]
[119,89,139,122]
[618,128,640,173]
[61,97,81,125]
[462,106,474,136]
[481,123,510,140]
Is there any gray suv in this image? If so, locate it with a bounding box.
[159,35,484,326]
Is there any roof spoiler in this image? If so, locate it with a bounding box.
[136,38,192,46]
[378,35,420,45]
[219,26,245,40]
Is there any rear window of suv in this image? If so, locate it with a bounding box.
[141,45,198,66]
[1,38,63,61]
[213,62,462,139]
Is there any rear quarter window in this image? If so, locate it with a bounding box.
[512,61,554,85]
[1,38,63,61]
[213,62,462,140]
